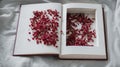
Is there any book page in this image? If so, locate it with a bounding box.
[14,3,62,55]
[60,3,106,59]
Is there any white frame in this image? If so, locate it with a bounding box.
[60,3,106,59]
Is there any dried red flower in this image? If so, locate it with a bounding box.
[66,13,96,46]
[29,9,61,47]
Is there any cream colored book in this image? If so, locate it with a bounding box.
[13,3,107,60]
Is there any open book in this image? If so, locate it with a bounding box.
[13,3,107,59]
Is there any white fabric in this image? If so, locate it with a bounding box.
[0,0,120,67]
